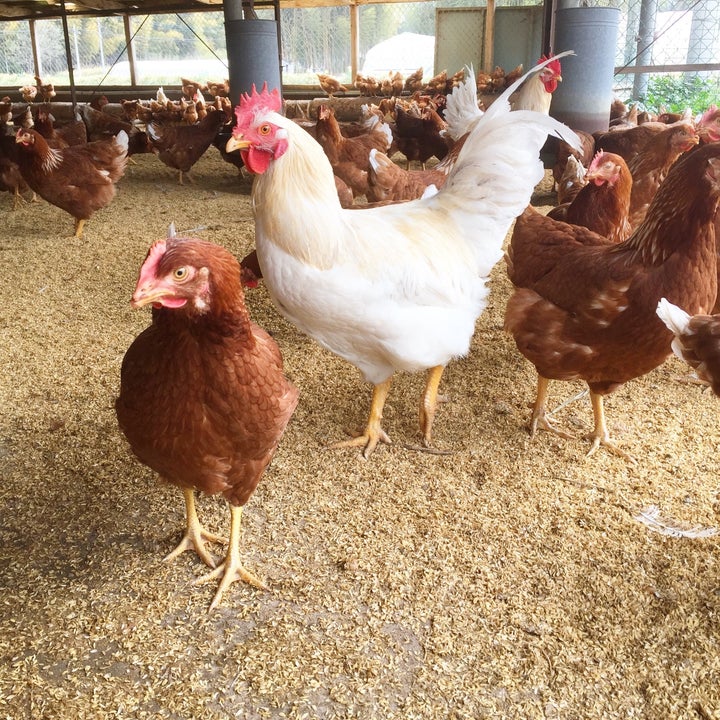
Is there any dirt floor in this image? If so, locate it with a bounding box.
[1,148,719,720]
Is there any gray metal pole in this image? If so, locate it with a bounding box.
[633,0,657,100]
[60,0,77,108]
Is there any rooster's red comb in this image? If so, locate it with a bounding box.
[234,82,282,129]
[539,55,562,75]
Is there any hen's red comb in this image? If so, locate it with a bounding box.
[234,82,282,129]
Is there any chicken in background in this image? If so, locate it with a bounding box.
[592,122,666,164]
[317,73,348,98]
[366,147,447,205]
[226,57,579,457]
[404,68,424,95]
[314,103,393,198]
[510,55,562,114]
[391,101,450,168]
[77,103,153,157]
[14,127,128,237]
[551,129,595,191]
[554,154,587,206]
[0,125,33,209]
[33,108,87,148]
[608,103,639,129]
[548,151,633,244]
[0,96,12,124]
[627,121,698,229]
[657,298,720,396]
[19,85,37,104]
[354,74,380,97]
[697,105,720,145]
[116,233,298,611]
[147,107,225,184]
[34,75,56,103]
[505,143,720,459]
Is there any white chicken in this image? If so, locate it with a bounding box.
[227,55,578,457]
[510,55,563,115]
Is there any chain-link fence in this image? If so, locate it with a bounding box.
[0,1,718,111]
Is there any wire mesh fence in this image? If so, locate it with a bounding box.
[0,1,717,112]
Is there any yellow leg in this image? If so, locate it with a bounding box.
[586,391,635,462]
[74,218,85,238]
[329,378,393,458]
[420,365,445,446]
[196,505,268,612]
[529,375,575,439]
[164,487,226,568]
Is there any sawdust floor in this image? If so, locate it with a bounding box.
[1,150,719,720]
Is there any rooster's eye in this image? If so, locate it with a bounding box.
[174,267,188,281]
[259,124,272,136]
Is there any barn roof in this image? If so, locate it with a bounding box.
[0,0,408,20]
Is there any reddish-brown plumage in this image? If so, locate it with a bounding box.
[14,127,127,233]
[667,311,720,396]
[366,149,447,204]
[548,151,633,244]
[627,122,699,228]
[506,142,720,399]
[391,103,450,167]
[147,108,224,182]
[116,237,298,508]
[78,103,153,156]
[314,104,392,197]
[593,123,666,164]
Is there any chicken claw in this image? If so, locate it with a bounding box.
[419,365,445,447]
[585,393,636,463]
[328,378,392,458]
[528,376,576,439]
[194,506,268,612]
[329,425,392,459]
[164,488,226,569]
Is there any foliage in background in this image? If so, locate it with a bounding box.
[634,74,720,114]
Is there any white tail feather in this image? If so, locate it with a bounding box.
[656,297,691,336]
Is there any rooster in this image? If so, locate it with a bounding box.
[510,55,562,114]
[226,55,578,457]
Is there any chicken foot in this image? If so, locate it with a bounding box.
[586,392,636,463]
[329,378,392,458]
[74,218,86,238]
[528,375,576,439]
[164,487,227,569]
[196,505,268,612]
[419,365,445,447]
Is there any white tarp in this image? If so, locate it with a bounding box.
[361,32,435,79]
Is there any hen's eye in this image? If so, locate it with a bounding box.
[259,124,272,136]
[174,267,188,281]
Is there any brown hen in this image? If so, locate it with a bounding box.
[505,143,720,459]
[14,128,128,237]
[314,103,392,197]
[627,121,698,228]
[147,107,224,184]
[116,235,298,611]
[548,151,633,244]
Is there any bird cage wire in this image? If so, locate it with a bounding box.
[0,0,717,111]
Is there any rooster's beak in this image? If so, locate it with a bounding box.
[226,135,250,153]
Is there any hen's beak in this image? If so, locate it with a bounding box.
[131,289,165,309]
[131,286,186,309]
[226,135,250,153]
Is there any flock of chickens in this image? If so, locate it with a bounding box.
[5,55,720,611]
[0,80,236,236]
